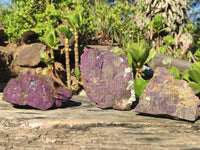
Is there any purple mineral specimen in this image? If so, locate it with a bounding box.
[80,48,135,110]
[3,74,72,110]
[134,67,200,121]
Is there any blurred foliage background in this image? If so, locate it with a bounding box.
[0,0,200,60]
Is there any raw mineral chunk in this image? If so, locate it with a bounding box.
[80,48,135,110]
[3,74,72,110]
[134,67,200,121]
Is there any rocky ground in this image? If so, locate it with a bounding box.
[0,92,200,150]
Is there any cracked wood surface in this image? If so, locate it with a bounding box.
[0,93,200,149]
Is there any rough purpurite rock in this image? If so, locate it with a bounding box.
[3,74,72,110]
[80,48,135,110]
[134,67,200,121]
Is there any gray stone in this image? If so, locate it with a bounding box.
[0,45,14,82]
[16,43,46,67]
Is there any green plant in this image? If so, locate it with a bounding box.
[39,52,54,70]
[40,28,59,60]
[149,14,170,50]
[84,0,136,46]
[0,0,88,43]
[164,35,179,57]
[65,10,83,71]
[184,23,197,34]
[158,45,167,55]
[56,24,73,89]
[39,28,66,87]
[168,66,180,79]
[1,0,64,42]
[40,28,59,50]
[194,50,200,62]
[194,39,200,61]
[182,62,200,95]
[74,69,82,82]
[134,77,149,98]
[165,35,175,46]
[124,40,155,78]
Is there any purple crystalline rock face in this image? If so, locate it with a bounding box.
[53,87,72,107]
[3,74,72,110]
[80,48,136,110]
[134,67,200,121]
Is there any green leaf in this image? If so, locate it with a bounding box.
[182,70,190,81]
[56,24,72,39]
[126,52,133,68]
[189,82,200,94]
[168,67,180,79]
[66,10,83,29]
[152,14,163,31]
[188,69,200,84]
[182,62,200,95]
[139,42,151,65]
[74,69,82,81]
[41,69,47,76]
[158,45,167,55]
[160,27,171,33]
[40,28,59,50]
[125,41,149,68]
[165,35,175,46]
[39,52,54,67]
[192,62,200,70]
[194,50,200,62]
[134,77,149,98]
[144,48,156,64]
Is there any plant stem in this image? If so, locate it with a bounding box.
[50,49,54,61]
[74,29,79,71]
[168,45,178,58]
[189,51,197,64]
[156,33,160,50]
[65,38,71,89]
[49,64,65,87]
[137,29,140,44]
[180,48,187,59]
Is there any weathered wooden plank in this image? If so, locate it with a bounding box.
[0,93,200,149]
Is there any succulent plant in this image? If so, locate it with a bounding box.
[182,62,200,95]
[134,77,150,98]
[40,28,65,87]
[39,52,54,70]
[56,24,73,89]
[124,40,155,77]
[168,66,180,79]
[65,10,83,71]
